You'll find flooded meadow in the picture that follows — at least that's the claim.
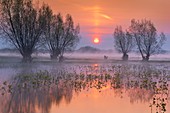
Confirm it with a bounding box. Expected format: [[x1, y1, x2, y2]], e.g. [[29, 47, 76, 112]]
[[0, 62, 170, 113]]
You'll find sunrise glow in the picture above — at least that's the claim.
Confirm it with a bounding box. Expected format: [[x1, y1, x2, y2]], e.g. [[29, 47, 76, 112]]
[[93, 38, 100, 44], [41, 0, 170, 49]]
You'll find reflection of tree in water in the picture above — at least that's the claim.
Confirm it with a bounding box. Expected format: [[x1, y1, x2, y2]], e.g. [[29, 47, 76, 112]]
[[123, 65, 170, 113], [0, 71, 73, 113], [0, 64, 170, 113], [149, 77, 169, 113]]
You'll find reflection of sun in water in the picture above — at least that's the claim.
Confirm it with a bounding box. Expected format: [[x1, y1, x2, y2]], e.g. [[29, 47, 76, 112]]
[[93, 38, 100, 44], [93, 63, 99, 67]]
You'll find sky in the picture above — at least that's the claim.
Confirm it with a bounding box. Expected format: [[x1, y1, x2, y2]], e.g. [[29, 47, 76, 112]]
[[1, 0, 169, 50], [40, 0, 170, 50]]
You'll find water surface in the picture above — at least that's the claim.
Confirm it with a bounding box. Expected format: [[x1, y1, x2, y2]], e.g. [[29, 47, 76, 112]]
[[0, 62, 170, 113]]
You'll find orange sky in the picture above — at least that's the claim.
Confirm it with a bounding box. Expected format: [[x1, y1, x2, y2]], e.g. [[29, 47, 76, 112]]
[[41, 0, 170, 49]]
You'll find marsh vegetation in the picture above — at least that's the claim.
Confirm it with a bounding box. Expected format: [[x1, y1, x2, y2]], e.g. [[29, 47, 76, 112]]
[[0, 63, 170, 113]]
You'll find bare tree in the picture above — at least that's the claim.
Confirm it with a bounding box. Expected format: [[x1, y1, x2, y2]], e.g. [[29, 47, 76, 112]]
[[113, 26, 134, 60], [42, 5, 80, 61], [129, 19, 166, 61], [0, 0, 46, 62]]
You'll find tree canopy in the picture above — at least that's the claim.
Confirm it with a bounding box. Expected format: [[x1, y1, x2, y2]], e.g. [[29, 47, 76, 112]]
[[129, 19, 166, 61], [0, 0, 46, 62], [114, 26, 134, 60], [0, 0, 80, 62], [42, 5, 80, 61]]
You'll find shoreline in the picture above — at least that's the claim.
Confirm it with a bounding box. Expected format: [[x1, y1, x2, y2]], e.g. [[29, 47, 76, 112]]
[[0, 55, 170, 64]]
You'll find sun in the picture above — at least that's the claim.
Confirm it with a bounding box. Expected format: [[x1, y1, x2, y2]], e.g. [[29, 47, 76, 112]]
[[93, 38, 100, 44]]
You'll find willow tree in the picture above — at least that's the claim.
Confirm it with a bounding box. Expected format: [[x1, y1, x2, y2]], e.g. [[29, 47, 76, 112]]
[[129, 19, 166, 61], [0, 0, 46, 62], [113, 26, 134, 61], [42, 5, 80, 60]]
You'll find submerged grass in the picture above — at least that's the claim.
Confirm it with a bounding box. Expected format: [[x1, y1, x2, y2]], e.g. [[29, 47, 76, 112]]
[[0, 64, 170, 113]]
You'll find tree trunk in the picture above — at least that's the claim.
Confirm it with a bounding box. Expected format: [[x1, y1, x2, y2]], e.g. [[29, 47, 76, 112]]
[[59, 55, 64, 62], [142, 55, 150, 61], [50, 50, 60, 60], [50, 54, 59, 60], [122, 53, 128, 61], [22, 53, 32, 63]]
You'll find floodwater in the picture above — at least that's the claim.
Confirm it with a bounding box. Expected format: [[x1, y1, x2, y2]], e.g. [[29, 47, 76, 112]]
[[0, 62, 170, 113]]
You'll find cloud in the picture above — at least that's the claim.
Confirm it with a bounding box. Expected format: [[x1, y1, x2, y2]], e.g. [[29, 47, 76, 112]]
[[83, 6, 112, 20], [100, 14, 112, 20]]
